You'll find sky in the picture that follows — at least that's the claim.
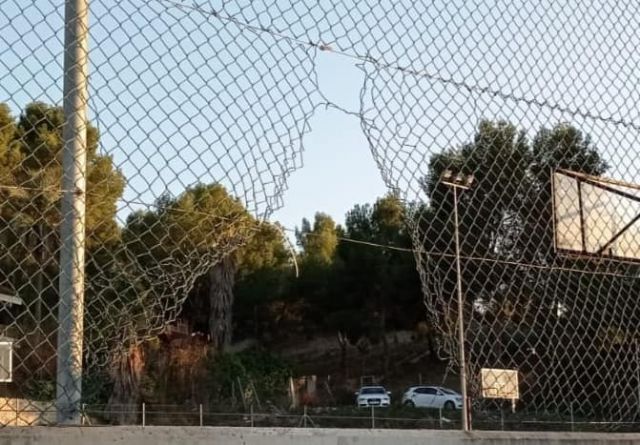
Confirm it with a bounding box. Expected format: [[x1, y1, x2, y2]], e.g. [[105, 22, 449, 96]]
[[3, 0, 640, 237], [0, 0, 391, 234], [270, 52, 388, 231]]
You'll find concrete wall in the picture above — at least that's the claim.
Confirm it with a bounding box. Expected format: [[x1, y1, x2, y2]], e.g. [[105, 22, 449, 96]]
[[0, 427, 639, 445]]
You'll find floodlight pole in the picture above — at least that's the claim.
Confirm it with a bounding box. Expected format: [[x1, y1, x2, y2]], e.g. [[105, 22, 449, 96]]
[[441, 170, 472, 432], [452, 185, 470, 432], [56, 0, 89, 425]]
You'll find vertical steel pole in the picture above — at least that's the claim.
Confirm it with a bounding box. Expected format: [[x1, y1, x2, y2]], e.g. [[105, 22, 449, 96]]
[[636, 338, 640, 416], [454, 187, 470, 431], [303, 405, 307, 428], [570, 403, 574, 432], [370, 406, 375, 429], [56, 0, 89, 425]]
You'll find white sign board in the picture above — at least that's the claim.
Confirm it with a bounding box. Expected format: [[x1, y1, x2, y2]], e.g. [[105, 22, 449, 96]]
[[480, 368, 519, 400]]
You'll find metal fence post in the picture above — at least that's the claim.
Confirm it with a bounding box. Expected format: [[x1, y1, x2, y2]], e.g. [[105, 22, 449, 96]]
[[303, 405, 307, 428], [439, 408, 443, 429], [56, 0, 90, 426], [142, 403, 146, 428], [250, 404, 254, 427], [370, 406, 375, 429], [570, 404, 574, 432], [199, 404, 203, 427]]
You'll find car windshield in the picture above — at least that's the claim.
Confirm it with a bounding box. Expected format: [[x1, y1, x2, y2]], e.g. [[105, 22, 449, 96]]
[[440, 388, 457, 395], [360, 387, 385, 394]]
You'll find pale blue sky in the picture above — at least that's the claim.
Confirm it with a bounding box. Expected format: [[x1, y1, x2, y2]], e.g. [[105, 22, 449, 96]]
[[0, 0, 390, 232], [3, 0, 640, 234], [271, 52, 388, 230]]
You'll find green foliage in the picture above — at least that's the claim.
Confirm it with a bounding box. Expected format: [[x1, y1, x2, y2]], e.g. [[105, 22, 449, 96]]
[[82, 371, 114, 405], [223, 120, 613, 383], [123, 183, 253, 262], [232, 222, 292, 338], [208, 349, 292, 401], [417, 120, 611, 312], [23, 378, 55, 401], [13, 102, 125, 248], [0, 102, 125, 374], [232, 194, 422, 343], [296, 213, 338, 265], [418, 120, 630, 409], [0, 102, 124, 294], [338, 194, 421, 333], [422, 120, 607, 260], [237, 222, 289, 275], [111, 183, 256, 340]]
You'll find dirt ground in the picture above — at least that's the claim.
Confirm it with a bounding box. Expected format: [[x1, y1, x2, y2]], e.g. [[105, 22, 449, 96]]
[[273, 330, 458, 398]]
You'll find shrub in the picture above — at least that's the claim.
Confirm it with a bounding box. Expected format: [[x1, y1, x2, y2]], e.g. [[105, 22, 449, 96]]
[[208, 349, 292, 405], [23, 378, 55, 401]]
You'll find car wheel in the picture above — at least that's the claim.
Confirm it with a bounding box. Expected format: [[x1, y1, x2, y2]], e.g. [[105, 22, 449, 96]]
[[404, 400, 415, 407], [444, 401, 455, 410]]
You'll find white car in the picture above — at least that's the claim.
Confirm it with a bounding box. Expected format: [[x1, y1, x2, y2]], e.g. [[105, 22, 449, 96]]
[[401, 386, 463, 410], [355, 386, 391, 408]]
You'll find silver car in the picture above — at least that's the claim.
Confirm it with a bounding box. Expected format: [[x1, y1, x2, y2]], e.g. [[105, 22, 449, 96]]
[[401, 386, 463, 410], [355, 386, 391, 408]]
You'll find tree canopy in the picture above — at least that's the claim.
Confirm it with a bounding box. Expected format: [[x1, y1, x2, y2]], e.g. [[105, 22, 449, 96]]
[[0, 102, 124, 323], [1, 102, 623, 413]]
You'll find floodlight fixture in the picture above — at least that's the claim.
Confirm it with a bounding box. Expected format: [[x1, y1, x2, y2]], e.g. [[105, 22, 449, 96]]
[[440, 169, 474, 190], [465, 174, 475, 188]]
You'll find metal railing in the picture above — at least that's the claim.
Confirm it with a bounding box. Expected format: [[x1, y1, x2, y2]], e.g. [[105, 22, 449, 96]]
[[38, 404, 638, 433]]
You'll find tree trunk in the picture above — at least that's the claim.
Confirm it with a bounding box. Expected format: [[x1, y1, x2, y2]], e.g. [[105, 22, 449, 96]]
[[338, 331, 349, 378], [107, 344, 144, 425], [34, 223, 44, 341], [208, 255, 236, 352], [381, 307, 389, 375]]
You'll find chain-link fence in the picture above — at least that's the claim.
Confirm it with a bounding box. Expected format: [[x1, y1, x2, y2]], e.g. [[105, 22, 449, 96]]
[[2, 0, 640, 431], [2, 0, 319, 424]]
